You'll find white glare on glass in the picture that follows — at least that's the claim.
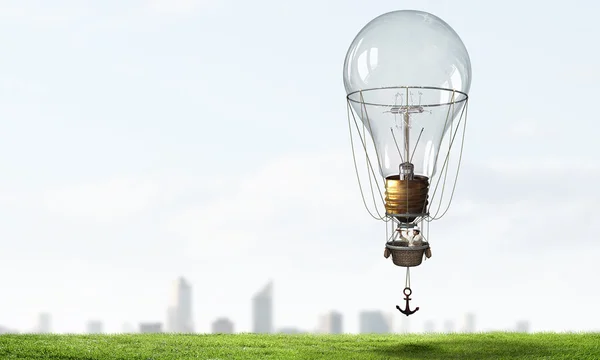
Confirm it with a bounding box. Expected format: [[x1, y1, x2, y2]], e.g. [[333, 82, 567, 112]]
[[343, 10, 472, 179]]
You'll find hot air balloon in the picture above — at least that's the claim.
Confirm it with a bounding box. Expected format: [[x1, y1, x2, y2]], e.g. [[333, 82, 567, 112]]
[[343, 10, 472, 316]]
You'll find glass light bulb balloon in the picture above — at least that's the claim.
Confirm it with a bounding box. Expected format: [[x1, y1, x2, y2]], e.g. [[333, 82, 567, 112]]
[[343, 10, 471, 181]]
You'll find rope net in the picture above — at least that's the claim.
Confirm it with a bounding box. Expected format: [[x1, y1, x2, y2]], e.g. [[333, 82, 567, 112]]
[[346, 88, 470, 240]]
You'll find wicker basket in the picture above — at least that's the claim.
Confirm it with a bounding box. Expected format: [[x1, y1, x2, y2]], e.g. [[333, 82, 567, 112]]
[[385, 241, 430, 267]]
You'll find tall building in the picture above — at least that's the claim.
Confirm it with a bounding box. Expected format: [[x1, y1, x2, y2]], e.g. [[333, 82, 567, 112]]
[[359, 311, 390, 334], [139, 322, 162, 333], [317, 311, 343, 334], [86, 320, 103, 334], [443, 320, 455, 333], [166, 307, 176, 332], [252, 281, 273, 333], [515, 320, 530, 333], [166, 277, 194, 333], [461, 313, 476, 333], [212, 318, 234, 334], [37, 313, 51, 333]]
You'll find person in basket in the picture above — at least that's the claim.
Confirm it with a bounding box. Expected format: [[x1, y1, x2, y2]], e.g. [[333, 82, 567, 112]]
[[408, 227, 425, 247], [395, 227, 425, 247]]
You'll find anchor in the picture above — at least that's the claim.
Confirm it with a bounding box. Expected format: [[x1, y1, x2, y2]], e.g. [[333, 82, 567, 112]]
[[396, 287, 419, 316]]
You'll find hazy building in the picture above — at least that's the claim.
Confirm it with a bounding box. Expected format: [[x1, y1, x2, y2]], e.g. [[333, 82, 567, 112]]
[[398, 315, 410, 334], [37, 313, 51, 333], [0, 325, 18, 334], [86, 320, 103, 334], [139, 322, 162, 333], [212, 317, 234, 334], [423, 320, 435, 333], [443, 320, 455, 333], [515, 320, 530, 333], [166, 306, 176, 332], [167, 277, 194, 333], [277, 327, 306, 334], [359, 311, 390, 334], [317, 311, 343, 334], [121, 323, 135, 333], [252, 281, 273, 333], [461, 313, 476, 333]]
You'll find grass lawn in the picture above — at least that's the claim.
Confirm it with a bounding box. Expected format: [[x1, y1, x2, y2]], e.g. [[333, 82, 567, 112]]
[[1, 332, 599, 359]]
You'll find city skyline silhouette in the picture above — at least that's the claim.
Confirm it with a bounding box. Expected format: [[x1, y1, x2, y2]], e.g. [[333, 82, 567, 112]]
[[0, 277, 531, 335]]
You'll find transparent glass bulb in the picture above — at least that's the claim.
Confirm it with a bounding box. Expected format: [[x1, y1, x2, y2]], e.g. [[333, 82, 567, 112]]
[[343, 10, 472, 180]]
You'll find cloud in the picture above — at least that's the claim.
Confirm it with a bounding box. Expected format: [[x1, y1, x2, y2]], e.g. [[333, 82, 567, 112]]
[[41, 177, 160, 223], [145, 0, 223, 16], [486, 156, 600, 174], [0, 1, 223, 30], [160, 150, 593, 326], [164, 148, 600, 268], [428, 156, 600, 252], [4, 148, 598, 332], [38, 173, 222, 225], [439, 155, 600, 212], [0, 78, 48, 96], [508, 120, 539, 138], [0, 1, 87, 26], [163, 149, 382, 271]]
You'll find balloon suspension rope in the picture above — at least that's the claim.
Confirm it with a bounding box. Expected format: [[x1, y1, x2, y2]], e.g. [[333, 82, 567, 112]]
[[396, 267, 420, 316]]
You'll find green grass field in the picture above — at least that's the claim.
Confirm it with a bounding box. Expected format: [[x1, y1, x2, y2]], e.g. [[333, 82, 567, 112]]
[[1, 333, 599, 359]]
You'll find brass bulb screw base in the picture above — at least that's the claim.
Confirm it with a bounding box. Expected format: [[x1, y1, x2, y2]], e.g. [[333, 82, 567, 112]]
[[385, 163, 429, 223]]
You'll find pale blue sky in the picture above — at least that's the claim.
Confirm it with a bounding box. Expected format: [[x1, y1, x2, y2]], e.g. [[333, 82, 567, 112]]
[[0, 0, 599, 334]]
